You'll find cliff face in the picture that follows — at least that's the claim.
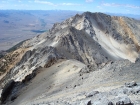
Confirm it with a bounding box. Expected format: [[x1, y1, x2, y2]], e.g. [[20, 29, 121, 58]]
[[0, 12, 140, 104]]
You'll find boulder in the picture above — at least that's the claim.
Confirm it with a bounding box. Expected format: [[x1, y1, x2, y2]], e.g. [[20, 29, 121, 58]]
[[125, 81, 137, 87], [134, 87, 140, 94], [116, 97, 132, 105], [129, 86, 140, 94], [92, 98, 114, 105]]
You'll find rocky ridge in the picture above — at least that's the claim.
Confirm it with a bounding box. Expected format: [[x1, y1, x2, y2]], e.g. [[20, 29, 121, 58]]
[[0, 12, 140, 105]]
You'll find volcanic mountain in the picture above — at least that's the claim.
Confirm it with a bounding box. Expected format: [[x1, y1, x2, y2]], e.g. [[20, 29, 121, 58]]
[[0, 12, 140, 105]]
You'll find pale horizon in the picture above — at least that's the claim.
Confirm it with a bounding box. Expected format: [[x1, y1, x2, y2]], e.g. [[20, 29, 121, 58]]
[[0, 0, 140, 15]]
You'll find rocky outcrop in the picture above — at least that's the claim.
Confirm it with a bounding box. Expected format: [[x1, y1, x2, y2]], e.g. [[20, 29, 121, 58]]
[[44, 56, 59, 68]]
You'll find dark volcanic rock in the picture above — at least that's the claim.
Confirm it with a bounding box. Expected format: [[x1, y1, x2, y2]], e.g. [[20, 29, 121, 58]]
[[22, 66, 42, 83], [22, 72, 36, 83], [87, 100, 92, 105], [1, 80, 15, 103], [86, 91, 99, 97], [108, 102, 114, 105]]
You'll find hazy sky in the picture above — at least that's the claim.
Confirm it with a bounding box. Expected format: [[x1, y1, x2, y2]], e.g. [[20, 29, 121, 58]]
[[0, 0, 140, 15]]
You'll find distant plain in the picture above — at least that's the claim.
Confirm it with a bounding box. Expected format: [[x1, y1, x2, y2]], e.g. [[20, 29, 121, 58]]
[[0, 10, 80, 50]]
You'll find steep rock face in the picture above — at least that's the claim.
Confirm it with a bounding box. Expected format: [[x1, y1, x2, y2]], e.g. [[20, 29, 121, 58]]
[[53, 27, 109, 65], [0, 48, 29, 88], [1, 26, 109, 84], [18, 12, 140, 64], [49, 12, 139, 62], [5, 46, 62, 82]]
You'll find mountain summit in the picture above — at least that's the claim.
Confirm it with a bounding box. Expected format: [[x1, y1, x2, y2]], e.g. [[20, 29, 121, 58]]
[[0, 12, 140, 105]]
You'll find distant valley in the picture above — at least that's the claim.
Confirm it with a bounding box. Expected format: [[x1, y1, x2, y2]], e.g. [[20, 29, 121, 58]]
[[0, 10, 80, 50]]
